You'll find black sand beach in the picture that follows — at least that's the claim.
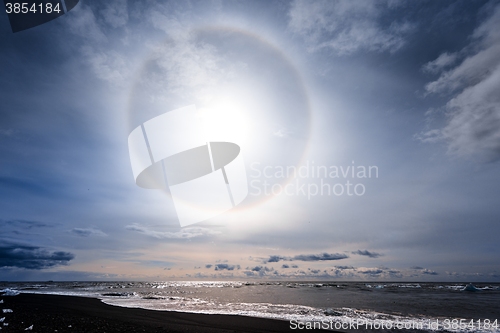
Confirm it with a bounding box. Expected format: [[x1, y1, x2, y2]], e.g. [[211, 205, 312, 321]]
[[0, 293, 332, 332]]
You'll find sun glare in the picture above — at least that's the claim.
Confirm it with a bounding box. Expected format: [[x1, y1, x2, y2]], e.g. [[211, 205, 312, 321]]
[[199, 97, 253, 150]]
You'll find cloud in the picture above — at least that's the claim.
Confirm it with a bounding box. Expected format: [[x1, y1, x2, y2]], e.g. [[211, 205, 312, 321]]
[[358, 268, 384, 276], [335, 265, 356, 270], [125, 224, 220, 239], [0, 129, 17, 137], [244, 265, 274, 277], [130, 32, 245, 112], [273, 127, 292, 138], [0, 219, 50, 229], [70, 228, 107, 237], [422, 269, 438, 275], [65, 3, 107, 43], [282, 264, 290, 269], [422, 52, 458, 74], [81, 47, 131, 86], [264, 252, 348, 262], [288, 0, 414, 55], [266, 255, 286, 263], [249, 266, 273, 272], [205, 264, 213, 269], [214, 264, 240, 271], [411, 266, 439, 275], [352, 250, 383, 258], [387, 269, 403, 278], [0, 177, 52, 196], [420, 3, 500, 161], [292, 253, 349, 261], [0, 244, 74, 269], [99, 0, 128, 28]]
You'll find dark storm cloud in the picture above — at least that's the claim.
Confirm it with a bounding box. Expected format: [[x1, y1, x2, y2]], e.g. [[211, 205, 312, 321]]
[[264, 253, 348, 263], [352, 250, 382, 258], [214, 264, 240, 271], [0, 243, 74, 269]]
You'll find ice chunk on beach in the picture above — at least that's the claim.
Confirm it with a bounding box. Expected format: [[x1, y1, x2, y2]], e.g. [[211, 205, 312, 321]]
[[0, 289, 19, 296], [0, 300, 3, 304], [324, 308, 342, 316], [0, 318, 4, 322], [463, 283, 480, 292], [2, 310, 12, 313], [25, 325, 33, 330]]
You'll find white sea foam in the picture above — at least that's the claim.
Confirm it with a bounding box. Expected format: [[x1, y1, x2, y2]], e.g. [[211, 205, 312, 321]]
[[0, 289, 19, 296], [101, 297, 500, 333]]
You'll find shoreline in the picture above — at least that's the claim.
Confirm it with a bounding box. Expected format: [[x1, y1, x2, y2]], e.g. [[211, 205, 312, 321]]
[[1, 293, 334, 332]]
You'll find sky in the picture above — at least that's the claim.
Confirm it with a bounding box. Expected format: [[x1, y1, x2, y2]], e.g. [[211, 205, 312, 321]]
[[1, 0, 500, 282]]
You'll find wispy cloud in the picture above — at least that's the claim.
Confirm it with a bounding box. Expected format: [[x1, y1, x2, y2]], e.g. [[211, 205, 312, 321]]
[[0, 219, 51, 229], [0, 129, 17, 137], [421, 52, 458, 74], [420, 3, 500, 162], [99, 0, 128, 28], [125, 224, 220, 239], [70, 228, 107, 237], [273, 127, 292, 138], [288, 0, 414, 55]]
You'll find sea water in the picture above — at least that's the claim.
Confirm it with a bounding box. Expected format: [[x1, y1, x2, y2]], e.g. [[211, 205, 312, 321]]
[[1, 281, 499, 332]]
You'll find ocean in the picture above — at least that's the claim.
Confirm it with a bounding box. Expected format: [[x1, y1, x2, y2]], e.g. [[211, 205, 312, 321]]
[[1, 281, 499, 332]]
